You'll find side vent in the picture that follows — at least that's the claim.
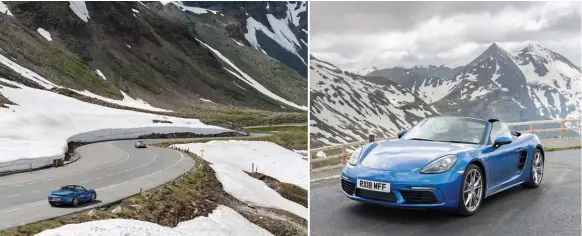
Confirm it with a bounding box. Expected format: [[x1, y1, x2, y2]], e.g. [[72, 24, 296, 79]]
[[517, 151, 528, 174]]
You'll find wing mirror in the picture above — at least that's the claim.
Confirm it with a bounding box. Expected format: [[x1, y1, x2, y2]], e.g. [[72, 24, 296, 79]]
[[397, 130, 407, 139], [493, 136, 512, 148]]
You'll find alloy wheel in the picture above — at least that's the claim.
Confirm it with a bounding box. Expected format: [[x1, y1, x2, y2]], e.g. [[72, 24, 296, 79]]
[[463, 168, 483, 212], [532, 152, 544, 185]]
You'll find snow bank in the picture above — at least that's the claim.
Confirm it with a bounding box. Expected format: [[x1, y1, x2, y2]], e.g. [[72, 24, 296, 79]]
[[37, 205, 272, 236], [69, 1, 90, 22], [173, 140, 308, 189], [175, 205, 273, 235], [0, 80, 228, 169], [36, 28, 52, 41], [36, 219, 184, 236], [195, 39, 307, 111], [0, 1, 13, 16], [211, 164, 307, 219], [71, 89, 171, 112]]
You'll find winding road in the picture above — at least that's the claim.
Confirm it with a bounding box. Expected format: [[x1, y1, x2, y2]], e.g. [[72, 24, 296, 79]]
[[0, 133, 267, 230], [310, 149, 581, 236]]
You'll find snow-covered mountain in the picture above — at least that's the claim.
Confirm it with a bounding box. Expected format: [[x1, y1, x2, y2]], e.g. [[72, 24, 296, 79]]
[[433, 43, 580, 122], [367, 65, 464, 103], [310, 56, 436, 148], [314, 43, 580, 147]]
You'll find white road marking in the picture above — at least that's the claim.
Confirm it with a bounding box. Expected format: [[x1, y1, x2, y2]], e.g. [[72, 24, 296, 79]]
[[29, 190, 39, 194], [32, 202, 45, 206], [4, 208, 22, 213], [26, 182, 37, 185], [10, 185, 22, 187], [80, 180, 90, 183], [7, 194, 20, 198], [95, 177, 102, 180], [311, 174, 341, 182]]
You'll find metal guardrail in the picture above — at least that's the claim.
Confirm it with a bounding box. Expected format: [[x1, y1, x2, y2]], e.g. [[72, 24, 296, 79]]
[[309, 119, 581, 172]]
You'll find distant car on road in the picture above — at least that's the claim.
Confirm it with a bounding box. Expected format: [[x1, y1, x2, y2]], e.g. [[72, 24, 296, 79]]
[[48, 185, 97, 207], [134, 141, 147, 148], [341, 116, 544, 216]]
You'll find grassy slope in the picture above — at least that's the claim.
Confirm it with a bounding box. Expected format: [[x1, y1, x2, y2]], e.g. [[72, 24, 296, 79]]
[[154, 125, 308, 150], [0, 2, 306, 112]]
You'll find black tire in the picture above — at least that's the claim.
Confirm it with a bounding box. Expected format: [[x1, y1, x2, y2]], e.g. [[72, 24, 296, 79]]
[[457, 164, 484, 216], [90, 192, 97, 202], [522, 149, 544, 188], [72, 196, 79, 207]]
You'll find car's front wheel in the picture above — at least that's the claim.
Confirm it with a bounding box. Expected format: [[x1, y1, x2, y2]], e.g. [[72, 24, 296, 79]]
[[522, 149, 544, 188], [457, 164, 484, 216], [90, 192, 97, 202], [72, 196, 79, 207]]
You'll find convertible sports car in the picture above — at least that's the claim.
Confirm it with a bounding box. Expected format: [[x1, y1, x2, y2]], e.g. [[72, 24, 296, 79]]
[[341, 116, 544, 215], [48, 185, 97, 207]]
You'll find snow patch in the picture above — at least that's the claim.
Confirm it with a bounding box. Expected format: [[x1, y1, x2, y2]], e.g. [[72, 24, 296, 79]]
[[200, 98, 213, 103], [71, 89, 171, 112], [69, 1, 90, 22], [0, 1, 13, 16], [37, 206, 273, 236], [172, 1, 218, 14], [244, 16, 305, 66], [131, 8, 139, 13], [0, 48, 57, 89], [211, 163, 307, 219], [36, 28, 52, 41], [95, 69, 107, 80], [173, 140, 307, 189], [195, 38, 306, 111], [125, 43, 131, 48], [231, 38, 244, 47]]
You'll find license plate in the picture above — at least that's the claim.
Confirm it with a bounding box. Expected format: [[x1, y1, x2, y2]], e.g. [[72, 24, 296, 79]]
[[52, 198, 60, 201], [357, 179, 390, 193]]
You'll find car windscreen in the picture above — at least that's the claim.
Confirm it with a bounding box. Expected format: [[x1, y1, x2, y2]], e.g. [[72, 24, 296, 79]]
[[402, 117, 487, 144]]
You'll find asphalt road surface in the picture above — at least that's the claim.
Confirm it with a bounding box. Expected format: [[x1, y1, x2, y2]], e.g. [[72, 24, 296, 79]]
[[0, 136, 223, 230], [311, 149, 581, 236]]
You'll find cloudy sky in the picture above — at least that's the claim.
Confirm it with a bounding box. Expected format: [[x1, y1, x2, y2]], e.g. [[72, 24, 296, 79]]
[[310, 1, 581, 72]]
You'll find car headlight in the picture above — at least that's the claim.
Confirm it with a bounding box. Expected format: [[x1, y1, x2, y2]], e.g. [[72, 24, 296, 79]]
[[420, 154, 457, 174], [348, 147, 363, 166]]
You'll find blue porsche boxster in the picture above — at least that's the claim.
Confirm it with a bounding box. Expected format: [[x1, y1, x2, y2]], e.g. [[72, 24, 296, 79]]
[[48, 185, 97, 207], [341, 116, 544, 216]]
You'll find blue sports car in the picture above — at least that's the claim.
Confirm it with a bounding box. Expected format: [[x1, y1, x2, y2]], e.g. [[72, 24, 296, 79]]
[[341, 116, 544, 216], [48, 185, 97, 207]]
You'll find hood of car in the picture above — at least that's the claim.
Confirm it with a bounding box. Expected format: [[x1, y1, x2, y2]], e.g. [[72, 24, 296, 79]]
[[50, 190, 75, 196], [359, 139, 474, 171]]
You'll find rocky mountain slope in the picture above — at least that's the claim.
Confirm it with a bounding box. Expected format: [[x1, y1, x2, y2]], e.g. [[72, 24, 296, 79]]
[[310, 56, 436, 148], [313, 43, 580, 147], [0, 1, 307, 113]]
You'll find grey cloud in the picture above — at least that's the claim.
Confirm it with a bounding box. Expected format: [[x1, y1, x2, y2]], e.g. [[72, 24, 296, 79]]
[[311, 1, 581, 71]]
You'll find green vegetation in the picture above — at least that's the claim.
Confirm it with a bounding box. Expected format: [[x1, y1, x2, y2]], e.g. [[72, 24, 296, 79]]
[[155, 125, 308, 150], [545, 145, 581, 152]]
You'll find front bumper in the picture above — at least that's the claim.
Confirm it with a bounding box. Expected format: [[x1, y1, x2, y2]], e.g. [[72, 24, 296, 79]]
[[341, 164, 464, 210]]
